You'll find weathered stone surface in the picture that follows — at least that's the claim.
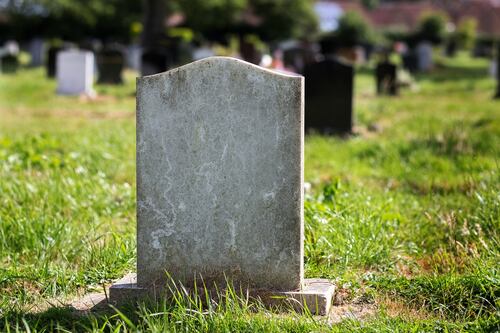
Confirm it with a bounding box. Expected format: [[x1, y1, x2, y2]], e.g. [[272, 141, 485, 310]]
[[56, 50, 95, 96], [136, 57, 304, 291]]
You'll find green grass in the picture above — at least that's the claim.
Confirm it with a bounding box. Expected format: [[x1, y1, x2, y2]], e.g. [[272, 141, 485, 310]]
[[0, 56, 499, 332]]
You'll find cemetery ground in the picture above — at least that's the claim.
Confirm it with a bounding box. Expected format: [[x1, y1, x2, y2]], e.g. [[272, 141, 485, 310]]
[[0, 55, 499, 332]]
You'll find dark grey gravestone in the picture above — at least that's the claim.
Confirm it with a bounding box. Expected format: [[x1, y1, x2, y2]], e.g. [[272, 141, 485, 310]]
[[47, 46, 62, 78], [141, 49, 169, 76], [0, 54, 19, 74], [97, 46, 125, 84], [109, 57, 335, 315], [304, 58, 354, 135], [402, 51, 418, 73], [376, 61, 398, 96]]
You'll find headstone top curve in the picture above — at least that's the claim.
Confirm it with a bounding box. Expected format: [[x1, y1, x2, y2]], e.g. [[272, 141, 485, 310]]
[[139, 56, 303, 80]]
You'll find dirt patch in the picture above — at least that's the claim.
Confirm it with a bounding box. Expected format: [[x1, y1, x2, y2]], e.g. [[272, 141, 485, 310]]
[[328, 303, 377, 324]]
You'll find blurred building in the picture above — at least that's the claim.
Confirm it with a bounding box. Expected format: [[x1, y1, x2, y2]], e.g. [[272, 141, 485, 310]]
[[314, 0, 369, 32], [315, 0, 500, 37], [435, 0, 500, 36], [370, 1, 438, 32]]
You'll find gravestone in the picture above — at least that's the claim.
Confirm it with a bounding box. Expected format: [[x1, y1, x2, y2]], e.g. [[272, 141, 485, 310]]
[[304, 57, 354, 134], [0, 54, 19, 74], [0, 41, 19, 74], [376, 61, 398, 96], [402, 51, 418, 73], [126, 44, 142, 71], [495, 44, 500, 99], [141, 48, 169, 76], [47, 46, 62, 78], [109, 57, 335, 315], [416, 42, 433, 72], [28, 38, 44, 67], [97, 46, 124, 84], [56, 50, 95, 96]]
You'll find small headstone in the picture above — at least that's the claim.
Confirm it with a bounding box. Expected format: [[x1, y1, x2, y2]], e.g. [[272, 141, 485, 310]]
[[97, 46, 125, 84], [402, 51, 418, 73], [141, 49, 169, 76], [56, 50, 95, 96], [304, 57, 354, 135], [110, 57, 335, 314], [0, 41, 19, 74], [416, 42, 433, 72], [47, 46, 62, 78], [376, 61, 398, 96], [28, 38, 44, 67], [4, 40, 19, 55], [489, 60, 497, 78], [126, 44, 142, 71], [495, 44, 500, 99], [0, 54, 19, 74]]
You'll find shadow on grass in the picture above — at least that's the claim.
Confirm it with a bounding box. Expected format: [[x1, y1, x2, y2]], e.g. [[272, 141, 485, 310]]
[[1, 303, 118, 332]]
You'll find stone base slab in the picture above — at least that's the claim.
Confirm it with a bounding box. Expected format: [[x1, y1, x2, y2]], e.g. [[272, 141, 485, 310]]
[[109, 273, 335, 315]]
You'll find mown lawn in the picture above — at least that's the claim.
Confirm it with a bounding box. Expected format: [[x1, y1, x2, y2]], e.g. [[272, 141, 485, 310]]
[[0, 55, 499, 332]]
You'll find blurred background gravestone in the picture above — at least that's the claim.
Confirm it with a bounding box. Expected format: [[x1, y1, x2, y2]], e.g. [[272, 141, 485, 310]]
[[416, 41, 433, 72], [126, 44, 142, 71], [496, 44, 500, 99], [140, 48, 170, 76], [47, 45, 63, 78], [0, 41, 20, 74], [304, 57, 354, 135], [56, 50, 95, 96], [28, 38, 44, 67], [376, 60, 398, 96], [97, 45, 125, 84]]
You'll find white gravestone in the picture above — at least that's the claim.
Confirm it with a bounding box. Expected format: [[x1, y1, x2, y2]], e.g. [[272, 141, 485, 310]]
[[56, 50, 95, 96], [110, 57, 335, 315]]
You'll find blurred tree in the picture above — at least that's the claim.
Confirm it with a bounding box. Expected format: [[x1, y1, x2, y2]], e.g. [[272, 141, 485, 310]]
[[3, 0, 142, 41], [416, 12, 448, 44], [249, 0, 318, 41], [2, 0, 318, 43], [142, 0, 169, 48], [177, 0, 246, 36], [361, 0, 379, 10], [335, 11, 373, 47], [455, 18, 477, 50]]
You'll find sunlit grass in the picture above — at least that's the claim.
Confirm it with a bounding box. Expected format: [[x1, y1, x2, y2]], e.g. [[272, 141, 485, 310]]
[[0, 56, 499, 331]]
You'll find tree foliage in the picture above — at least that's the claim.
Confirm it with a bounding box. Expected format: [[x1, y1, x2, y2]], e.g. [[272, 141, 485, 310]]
[[335, 11, 373, 47], [361, 0, 379, 10], [416, 12, 449, 44], [1, 0, 318, 43], [2, 0, 142, 41], [455, 18, 477, 50], [177, 0, 247, 34], [249, 0, 318, 41]]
